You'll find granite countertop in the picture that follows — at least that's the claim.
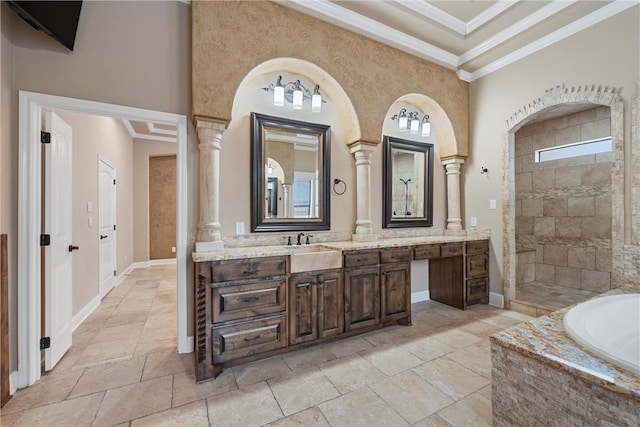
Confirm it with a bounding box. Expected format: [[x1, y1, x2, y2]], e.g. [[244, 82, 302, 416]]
[[491, 286, 640, 399], [192, 234, 488, 262]]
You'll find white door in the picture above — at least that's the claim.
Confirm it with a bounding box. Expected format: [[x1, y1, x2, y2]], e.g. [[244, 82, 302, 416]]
[[44, 111, 73, 371], [98, 157, 117, 298]]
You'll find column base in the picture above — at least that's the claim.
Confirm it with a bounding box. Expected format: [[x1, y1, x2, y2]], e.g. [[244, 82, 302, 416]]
[[351, 234, 379, 242], [444, 229, 467, 237], [195, 240, 224, 252]]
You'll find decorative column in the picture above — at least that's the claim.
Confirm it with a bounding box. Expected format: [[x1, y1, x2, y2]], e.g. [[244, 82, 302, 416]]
[[442, 157, 466, 236], [281, 183, 292, 218], [195, 118, 227, 252], [349, 142, 378, 242]]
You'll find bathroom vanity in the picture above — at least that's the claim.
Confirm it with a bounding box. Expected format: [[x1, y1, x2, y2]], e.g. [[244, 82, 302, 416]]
[[193, 236, 489, 382]]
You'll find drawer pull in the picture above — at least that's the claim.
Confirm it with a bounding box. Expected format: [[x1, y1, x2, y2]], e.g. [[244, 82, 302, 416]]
[[296, 282, 313, 288], [243, 297, 259, 303], [244, 336, 260, 342]]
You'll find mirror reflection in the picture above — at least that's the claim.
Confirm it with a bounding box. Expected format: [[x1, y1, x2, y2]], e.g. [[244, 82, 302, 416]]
[[252, 113, 331, 232], [383, 136, 434, 228]]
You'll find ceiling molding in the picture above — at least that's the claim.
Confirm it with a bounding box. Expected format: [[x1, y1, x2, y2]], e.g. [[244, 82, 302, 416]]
[[466, 0, 520, 34], [278, 0, 458, 68], [122, 119, 177, 143], [395, 0, 467, 35], [458, 0, 578, 65], [147, 122, 178, 136], [466, 0, 639, 82]]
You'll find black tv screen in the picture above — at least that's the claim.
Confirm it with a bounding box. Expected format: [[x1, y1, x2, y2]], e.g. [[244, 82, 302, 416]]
[[7, 1, 83, 51]]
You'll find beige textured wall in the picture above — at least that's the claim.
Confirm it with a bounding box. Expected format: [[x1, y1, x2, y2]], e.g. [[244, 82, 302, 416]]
[[515, 107, 612, 293], [133, 140, 177, 262], [192, 1, 468, 154], [56, 111, 134, 315], [1, 1, 195, 372], [149, 155, 177, 260], [468, 7, 639, 295]]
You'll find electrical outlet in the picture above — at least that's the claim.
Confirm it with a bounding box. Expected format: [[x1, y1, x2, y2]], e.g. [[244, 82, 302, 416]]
[[88, 216, 93, 227], [171, 246, 176, 253], [236, 221, 245, 235], [470, 216, 477, 227], [489, 199, 497, 210], [87, 201, 93, 212]]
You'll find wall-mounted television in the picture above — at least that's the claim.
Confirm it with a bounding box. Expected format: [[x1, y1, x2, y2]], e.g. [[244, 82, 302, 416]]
[[7, 1, 83, 51]]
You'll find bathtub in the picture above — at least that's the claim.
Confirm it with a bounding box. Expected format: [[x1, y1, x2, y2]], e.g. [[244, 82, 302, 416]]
[[563, 293, 640, 375]]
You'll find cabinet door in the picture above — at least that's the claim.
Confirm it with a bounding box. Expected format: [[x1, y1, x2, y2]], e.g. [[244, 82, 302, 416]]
[[380, 262, 410, 322], [429, 256, 464, 310], [289, 273, 317, 345], [344, 266, 379, 331], [317, 270, 344, 339]]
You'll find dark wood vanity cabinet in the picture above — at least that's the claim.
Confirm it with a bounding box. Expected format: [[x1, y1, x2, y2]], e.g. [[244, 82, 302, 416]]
[[465, 240, 489, 306], [344, 265, 380, 331], [380, 247, 412, 323], [289, 269, 343, 345]]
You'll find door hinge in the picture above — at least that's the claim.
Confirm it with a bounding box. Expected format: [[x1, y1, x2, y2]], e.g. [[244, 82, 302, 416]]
[[113, 224, 116, 231], [113, 270, 116, 277], [113, 179, 116, 185], [40, 234, 51, 246], [40, 131, 51, 144], [40, 337, 50, 350]]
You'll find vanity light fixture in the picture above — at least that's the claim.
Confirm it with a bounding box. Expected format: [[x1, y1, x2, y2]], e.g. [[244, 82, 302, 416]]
[[391, 108, 431, 138], [262, 75, 324, 112]]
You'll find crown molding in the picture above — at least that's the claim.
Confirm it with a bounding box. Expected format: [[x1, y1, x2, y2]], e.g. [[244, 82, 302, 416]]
[[459, 0, 578, 66], [122, 119, 177, 143], [395, 0, 466, 35], [278, 0, 458, 69], [467, 0, 638, 82], [466, 0, 519, 34]]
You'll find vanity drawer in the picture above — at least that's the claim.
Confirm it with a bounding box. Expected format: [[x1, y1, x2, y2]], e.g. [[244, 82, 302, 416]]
[[211, 256, 287, 282], [466, 240, 489, 255], [344, 250, 380, 268], [380, 247, 412, 264], [440, 243, 464, 257], [212, 279, 286, 323], [414, 244, 440, 260], [466, 276, 488, 304], [466, 254, 488, 277], [212, 314, 287, 363]]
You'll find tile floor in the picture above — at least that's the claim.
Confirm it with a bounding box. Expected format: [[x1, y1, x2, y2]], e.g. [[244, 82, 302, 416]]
[[513, 281, 600, 315], [1, 264, 534, 427]]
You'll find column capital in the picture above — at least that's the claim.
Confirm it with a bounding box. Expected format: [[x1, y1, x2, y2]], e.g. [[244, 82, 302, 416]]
[[193, 115, 229, 131], [348, 140, 378, 154], [441, 157, 466, 167]]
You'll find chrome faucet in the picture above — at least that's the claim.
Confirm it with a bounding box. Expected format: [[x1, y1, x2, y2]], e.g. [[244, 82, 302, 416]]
[[296, 232, 305, 245]]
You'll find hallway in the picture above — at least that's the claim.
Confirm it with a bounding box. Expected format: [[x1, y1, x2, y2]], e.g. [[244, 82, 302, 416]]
[[1, 265, 533, 426]]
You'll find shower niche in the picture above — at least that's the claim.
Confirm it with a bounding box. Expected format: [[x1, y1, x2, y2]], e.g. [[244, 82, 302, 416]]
[[383, 136, 434, 228]]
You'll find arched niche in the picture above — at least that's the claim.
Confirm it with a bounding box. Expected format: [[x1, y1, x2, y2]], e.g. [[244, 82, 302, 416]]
[[502, 85, 624, 305], [233, 57, 361, 144]]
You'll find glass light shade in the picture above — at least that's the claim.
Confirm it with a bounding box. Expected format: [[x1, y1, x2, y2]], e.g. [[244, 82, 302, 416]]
[[398, 115, 408, 131], [410, 118, 419, 133], [312, 87, 322, 113], [292, 89, 303, 110], [421, 121, 431, 137], [273, 85, 285, 107]]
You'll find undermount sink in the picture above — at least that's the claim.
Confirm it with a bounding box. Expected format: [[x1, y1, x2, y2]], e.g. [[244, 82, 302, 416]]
[[289, 245, 342, 273]]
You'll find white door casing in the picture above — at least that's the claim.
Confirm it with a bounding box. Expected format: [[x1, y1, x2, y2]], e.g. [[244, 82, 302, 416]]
[[98, 157, 117, 298], [44, 111, 74, 371]]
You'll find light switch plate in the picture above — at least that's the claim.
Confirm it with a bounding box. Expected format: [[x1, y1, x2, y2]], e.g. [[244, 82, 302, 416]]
[[87, 202, 93, 212], [470, 216, 477, 227], [489, 199, 497, 210], [88, 216, 93, 227], [236, 221, 245, 235]]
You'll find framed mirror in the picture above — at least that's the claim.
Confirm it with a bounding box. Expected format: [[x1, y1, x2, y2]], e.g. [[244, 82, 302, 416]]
[[383, 135, 434, 228], [251, 112, 331, 232]]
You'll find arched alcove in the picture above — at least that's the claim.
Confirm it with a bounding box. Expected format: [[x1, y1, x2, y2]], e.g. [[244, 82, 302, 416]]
[[502, 85, 624, 305]]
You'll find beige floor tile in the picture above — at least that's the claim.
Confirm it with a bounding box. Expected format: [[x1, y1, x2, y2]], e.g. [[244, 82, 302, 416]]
[[141, 350, 193, 381], [369, 371, 454, 424], [412, 357, 490, 401], [104, 308, 151, 328], [360, 327, 407, 347], [1, 370, 83, 414], [91, 322, 146, 344], [458, 320, 505, 339], [232, 356, 292, 388], [131, 400, 209, 426], [93, 375, 173, 426], [172, 369, 237, 408], [477, 384, 492, 400], [72, 338, 138, 370], [267, 407, 329, 426], [69, 356, 145, 398], [412, 413, 453, 426], [445, 344, 492, 379], [318, 387, 408, 426], [268, 367, 339, 416], [320, 336, 373, 358], [429, 329, 482, 349], [0, 409, 23, 426], [134, 338, 177, 357], [283, 346, 336, 371], [359, 344, 423, 375], [9, 392, 103, 427], [399, 335, 457, 362], [320, 354, 387, 394], [436, 391, 492, 427], [206, 381, 283, 427]]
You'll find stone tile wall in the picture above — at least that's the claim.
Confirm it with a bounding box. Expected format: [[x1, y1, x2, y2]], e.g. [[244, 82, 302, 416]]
[[514, 107, 612, 292]]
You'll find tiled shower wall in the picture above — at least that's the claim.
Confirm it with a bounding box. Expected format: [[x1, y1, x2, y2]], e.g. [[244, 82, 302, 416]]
[[514, 107, 612, 292]]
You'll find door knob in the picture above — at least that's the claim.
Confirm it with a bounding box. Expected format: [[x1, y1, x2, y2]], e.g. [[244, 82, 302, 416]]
[[100, 234, 108, 240], [68, 245, 79, 252]]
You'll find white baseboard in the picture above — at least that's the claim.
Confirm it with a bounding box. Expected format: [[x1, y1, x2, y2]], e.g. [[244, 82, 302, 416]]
[[72, 294, 101, 331], [180, 335, 194, 354], [115, 263, 135, 286], [10, 370, 18, 394], [489, 292, 504, 308], [411, 290, 430, 304], [128, 258, 176, 270]]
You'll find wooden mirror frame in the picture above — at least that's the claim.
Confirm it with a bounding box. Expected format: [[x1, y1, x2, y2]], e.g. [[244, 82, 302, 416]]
[[251, 112, 331, 232], [383, 135, 434, 228]]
